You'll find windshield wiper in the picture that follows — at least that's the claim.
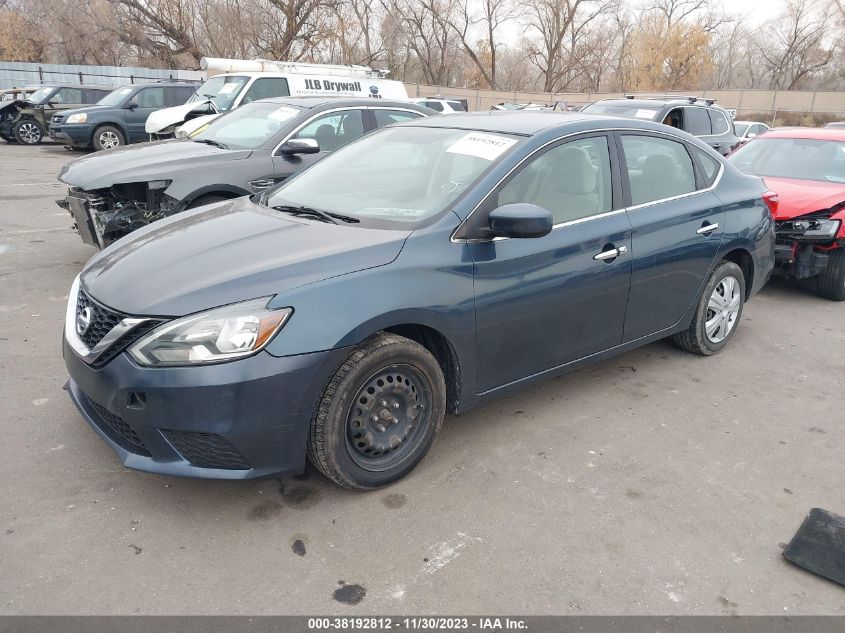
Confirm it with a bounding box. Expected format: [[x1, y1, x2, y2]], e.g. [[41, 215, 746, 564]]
[[193, 138, 229, 150], [272, 205, 360, 224]]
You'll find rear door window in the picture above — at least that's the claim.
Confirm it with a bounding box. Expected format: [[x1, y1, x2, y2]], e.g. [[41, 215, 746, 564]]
[[684, 108, 712, 135], [165, 86, 195, 106], [423, 100, 444, 112], [621, 135, 697, 205], [447, 101, 466, 112]]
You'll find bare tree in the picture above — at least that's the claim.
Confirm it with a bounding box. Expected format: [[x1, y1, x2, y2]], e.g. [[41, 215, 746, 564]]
[[753, 0, 836, 90]]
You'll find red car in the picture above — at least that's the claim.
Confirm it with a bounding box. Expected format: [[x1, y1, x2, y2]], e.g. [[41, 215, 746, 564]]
[[728, 127, 845, 300]]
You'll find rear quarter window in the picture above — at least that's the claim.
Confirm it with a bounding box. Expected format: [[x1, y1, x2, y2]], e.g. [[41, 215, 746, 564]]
[[691, 146, 722, 187], [708, 110, 731, 135]]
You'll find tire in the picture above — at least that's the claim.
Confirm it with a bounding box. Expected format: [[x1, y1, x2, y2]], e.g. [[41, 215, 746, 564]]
[[13, 119, 43, 144], [186, 194, 230, 209], [817, 248, 845, 301], [92, 125, 125, 151], [673, 261, 746, 356], [307, 333, 447, 490]]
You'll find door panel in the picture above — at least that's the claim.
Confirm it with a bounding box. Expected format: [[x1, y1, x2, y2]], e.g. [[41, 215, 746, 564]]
[[619, 133, 726, 341], [472, 215, 633, 392], [127, 87, 165, 141], [470, 134, 632, 393]]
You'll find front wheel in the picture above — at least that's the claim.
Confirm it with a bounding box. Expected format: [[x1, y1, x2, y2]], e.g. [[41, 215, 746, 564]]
[[307, 333, 446, 489], [673, 261, 746, 356], [14, 119, 43, 144], [92, 125, 125, 151], [817, 249, 845, 301]]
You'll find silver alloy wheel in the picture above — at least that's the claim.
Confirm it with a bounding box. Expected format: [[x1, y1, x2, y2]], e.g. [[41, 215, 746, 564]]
[[98, 131, 120, 149], [18, 122, 41, 144], [705, 275, 741, 343]]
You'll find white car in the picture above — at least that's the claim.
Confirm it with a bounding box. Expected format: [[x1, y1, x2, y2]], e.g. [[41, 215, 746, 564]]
[[733, 120, 770, 144], [407, 98, 466, 114]]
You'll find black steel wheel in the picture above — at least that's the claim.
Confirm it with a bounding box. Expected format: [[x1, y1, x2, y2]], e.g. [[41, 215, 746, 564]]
[[308, 333, 446, 489]]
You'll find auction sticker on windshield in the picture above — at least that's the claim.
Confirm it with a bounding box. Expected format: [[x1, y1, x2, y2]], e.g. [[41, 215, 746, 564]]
[[634, 109, 657, 119], [268, 106, 299, 122], [446, 132, 517, 161], [218, 83, 239, 95]]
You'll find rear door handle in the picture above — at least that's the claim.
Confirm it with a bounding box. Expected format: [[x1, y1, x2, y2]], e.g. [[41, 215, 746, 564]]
[[697, 223, 719, 235], [594, 245, 627, 261]]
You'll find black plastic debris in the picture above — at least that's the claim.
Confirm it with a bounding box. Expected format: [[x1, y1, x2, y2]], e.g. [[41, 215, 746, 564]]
[[783, 507, 845, 587]]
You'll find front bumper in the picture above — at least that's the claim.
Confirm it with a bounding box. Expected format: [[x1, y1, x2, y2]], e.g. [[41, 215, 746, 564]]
[[64, 336, 349, 479], [50, 124, 92, 146]]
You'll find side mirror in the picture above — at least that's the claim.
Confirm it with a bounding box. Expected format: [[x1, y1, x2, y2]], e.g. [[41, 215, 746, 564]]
[[280, 138, 320, 155], [746, 132, 757, 139], [488, 203, 553, 239], [123, 102, 138, 110]]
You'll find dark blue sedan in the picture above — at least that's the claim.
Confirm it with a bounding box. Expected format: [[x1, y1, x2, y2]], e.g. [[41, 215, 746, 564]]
[[63, 112, 776, 489]]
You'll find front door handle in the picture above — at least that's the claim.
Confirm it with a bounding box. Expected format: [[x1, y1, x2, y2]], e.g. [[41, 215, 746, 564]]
[[594, 245, 628, 261], [697, 223, 720, 235]]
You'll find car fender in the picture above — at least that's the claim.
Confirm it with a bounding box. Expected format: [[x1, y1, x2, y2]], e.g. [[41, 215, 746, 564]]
[[183, 184, 249, 205]]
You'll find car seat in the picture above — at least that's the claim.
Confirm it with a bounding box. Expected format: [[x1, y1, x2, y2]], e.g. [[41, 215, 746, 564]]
[[314, 124, 337, 152], [536, 147, 600, 223]]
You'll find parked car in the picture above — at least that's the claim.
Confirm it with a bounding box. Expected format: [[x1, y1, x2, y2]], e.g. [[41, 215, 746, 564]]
[[63, 112, 775, 488], [0, 84, 112, 144], [490, 102, 548, 111], [727, 127, 845, 300], [583, 96, 740, 155], [824, 122, 845, 130], [146, 57, 409, 139], [733, 120, 770, 145], [57, 97, 433, 248], [0, 86, 40, 102], [408, 97, 466, 113], [49, 81, 200, 151]]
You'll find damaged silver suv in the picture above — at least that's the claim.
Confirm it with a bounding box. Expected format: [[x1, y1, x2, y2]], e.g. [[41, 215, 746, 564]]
[[57, 96, 432, 248]]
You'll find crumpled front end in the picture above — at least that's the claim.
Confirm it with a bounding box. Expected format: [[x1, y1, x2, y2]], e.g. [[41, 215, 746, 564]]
[[58, 181, 184, 248], [773, 205, 845, 279], [0, 99, 29, 141]]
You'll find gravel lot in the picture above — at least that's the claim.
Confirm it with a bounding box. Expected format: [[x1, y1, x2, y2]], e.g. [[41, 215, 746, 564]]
[[0, 142, 842, 615]]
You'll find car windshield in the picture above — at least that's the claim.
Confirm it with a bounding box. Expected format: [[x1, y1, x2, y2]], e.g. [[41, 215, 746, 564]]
[[96, 87, 135, 107], [28, 87, 55, 104], [734, 123, 749, 136], [188, 75, 250, 112], [729, 137, 845, 183], [583, 102, 662, 120], [266, 126, 521, 228], [192, 101, 303, 150]]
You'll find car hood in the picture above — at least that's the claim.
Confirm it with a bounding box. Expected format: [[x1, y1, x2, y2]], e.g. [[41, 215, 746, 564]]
[[56, 105, 109, 119], [0, 99, 32, 114], [58, 140, 252, 190], [763, 177, 845, 219], [80, 196, 411, 316], [145, 100, 212, 134]]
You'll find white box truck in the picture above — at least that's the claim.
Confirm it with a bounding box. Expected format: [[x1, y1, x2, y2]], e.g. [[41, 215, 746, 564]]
[[146, 57, 408, 139]]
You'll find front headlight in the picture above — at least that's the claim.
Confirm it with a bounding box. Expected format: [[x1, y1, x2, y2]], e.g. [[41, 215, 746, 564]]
[[66, 113, 87, 124], [128, 298, 292, 367], [803, 219, 841, 238]]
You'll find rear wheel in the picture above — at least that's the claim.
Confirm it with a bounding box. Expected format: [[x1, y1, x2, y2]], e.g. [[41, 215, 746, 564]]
[[92, 125, 124, 151], [307, 333, 446, 489], [14, 119, 43, 144], [817, 248, 845, 301], [673, 261, 746, 356]]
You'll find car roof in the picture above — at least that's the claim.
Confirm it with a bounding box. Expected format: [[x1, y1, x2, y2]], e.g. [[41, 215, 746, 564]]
[[398, 110, 678, 136], [255, 96, 428, 109], [753, 127, 845, 141], [734, 120, 766, 125], [38, 84, 114, 90]]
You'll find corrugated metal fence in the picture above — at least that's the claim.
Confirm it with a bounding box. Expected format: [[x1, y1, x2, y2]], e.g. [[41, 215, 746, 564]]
[[0, 62, 204, 89]]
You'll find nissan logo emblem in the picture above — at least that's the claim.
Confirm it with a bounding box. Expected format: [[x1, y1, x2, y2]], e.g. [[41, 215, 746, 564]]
[[76, 306, 93, 336]]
